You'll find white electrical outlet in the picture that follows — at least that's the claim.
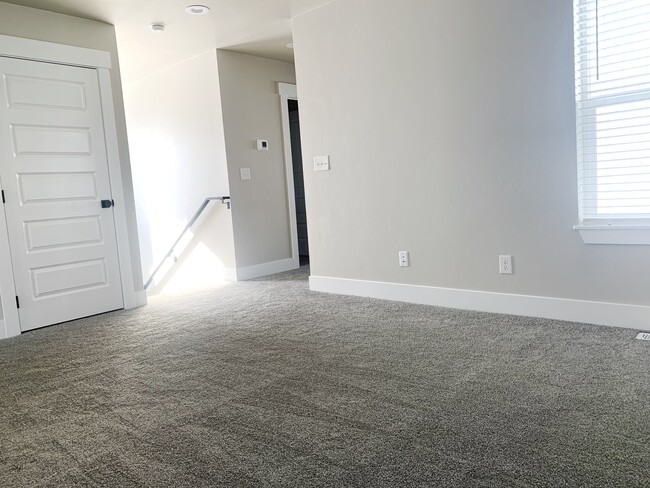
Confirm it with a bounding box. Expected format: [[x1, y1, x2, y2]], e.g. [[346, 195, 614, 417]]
[[240, 168, 251, 180], [399, 251, 410, 267], [499, 255, 513, 274], [636, 332, 650, 341]]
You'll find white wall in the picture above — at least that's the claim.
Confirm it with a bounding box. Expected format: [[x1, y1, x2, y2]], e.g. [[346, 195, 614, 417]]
[[0, 3, 143, 321], [292, 0, 650, 312], [124, 50, 236, 291], [217, 50, 297, 271]]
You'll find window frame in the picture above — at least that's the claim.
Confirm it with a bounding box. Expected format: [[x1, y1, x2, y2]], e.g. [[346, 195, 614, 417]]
[[573, 0, 650, 245]]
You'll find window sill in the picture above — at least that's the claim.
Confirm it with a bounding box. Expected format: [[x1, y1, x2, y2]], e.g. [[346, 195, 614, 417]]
[[574, 224, 650, 245]]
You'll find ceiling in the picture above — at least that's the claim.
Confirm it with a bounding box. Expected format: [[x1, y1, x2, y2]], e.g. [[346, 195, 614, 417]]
[[1, 0, 333, 81]]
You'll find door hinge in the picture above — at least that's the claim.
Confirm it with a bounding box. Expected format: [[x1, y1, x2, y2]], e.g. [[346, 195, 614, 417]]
[[15, 296, 20, 309], [1, 190, 5, 204]]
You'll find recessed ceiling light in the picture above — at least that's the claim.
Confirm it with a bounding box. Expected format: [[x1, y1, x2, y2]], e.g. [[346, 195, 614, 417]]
[[286, 43, 294, 49], [186, 5, 210, 15], [150, 23, 166, 32]]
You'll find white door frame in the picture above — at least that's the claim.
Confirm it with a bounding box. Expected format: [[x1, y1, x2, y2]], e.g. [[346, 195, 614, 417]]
[[0, 35, 139, 339], [278, 82, 301, 270]]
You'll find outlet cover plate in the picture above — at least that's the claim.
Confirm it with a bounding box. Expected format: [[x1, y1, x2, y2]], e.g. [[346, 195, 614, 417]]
[[499, 255, 513, 274], [313, 155, 330, 172]]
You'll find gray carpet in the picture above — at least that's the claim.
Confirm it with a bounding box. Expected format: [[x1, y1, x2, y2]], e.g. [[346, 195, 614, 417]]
[[1, 266, 649, 487]]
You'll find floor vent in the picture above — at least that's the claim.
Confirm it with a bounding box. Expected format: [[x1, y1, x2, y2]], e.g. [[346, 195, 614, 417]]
[[636, 332, 650, 341]]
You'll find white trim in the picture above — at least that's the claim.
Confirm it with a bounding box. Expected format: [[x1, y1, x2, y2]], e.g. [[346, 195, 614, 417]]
[[278, 82, 301, 270], [223, 268, 239, 282], [134, 290, 148, 308], [0, 35, 111, 69], [231, 258, 297, 281], [574, 225, 650, 245], [310, 275, 650, 331], [0, 175, 20, 339], [279, 82, 297, 98], [96, 68, 139, 310]]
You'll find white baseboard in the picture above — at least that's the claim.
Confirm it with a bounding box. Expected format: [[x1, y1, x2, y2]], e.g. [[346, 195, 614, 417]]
[[134, 290, 147, 307], [229, 258, 297, 281], [0, 318, 18, 340], [223, 267, 239, 282], [124, 290, 147, 309], [309, 275, 650, 331]]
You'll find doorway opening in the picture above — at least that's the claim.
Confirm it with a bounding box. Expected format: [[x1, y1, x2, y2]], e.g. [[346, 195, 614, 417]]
[[287, 99, 309, 266]]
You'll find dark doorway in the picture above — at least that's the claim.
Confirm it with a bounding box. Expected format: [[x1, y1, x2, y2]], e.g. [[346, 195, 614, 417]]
[[288, 99, 309, 265]]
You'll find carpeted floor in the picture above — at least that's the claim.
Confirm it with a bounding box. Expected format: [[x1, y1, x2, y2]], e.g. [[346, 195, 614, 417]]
[[0, 266, 649, 487]]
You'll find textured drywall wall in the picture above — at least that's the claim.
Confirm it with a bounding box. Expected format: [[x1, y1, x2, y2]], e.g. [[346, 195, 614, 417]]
[[292, 0, 650, 305], [124, 50, 236, 291], [217, 50, 297, 269]]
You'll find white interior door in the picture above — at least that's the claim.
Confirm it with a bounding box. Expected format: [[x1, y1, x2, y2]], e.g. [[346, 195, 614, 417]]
[[0, 56, 124, 332]]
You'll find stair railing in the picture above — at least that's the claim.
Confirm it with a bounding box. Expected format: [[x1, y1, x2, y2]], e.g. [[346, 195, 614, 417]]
[[144, 196, 231, 289]]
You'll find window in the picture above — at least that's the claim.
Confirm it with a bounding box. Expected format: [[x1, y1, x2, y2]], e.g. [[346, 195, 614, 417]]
[[573, 0, 650, 233]]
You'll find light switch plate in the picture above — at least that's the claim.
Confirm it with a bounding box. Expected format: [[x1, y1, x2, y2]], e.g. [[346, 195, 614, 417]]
[[313, 155, 330, 172], [240, 168, 251, 180]]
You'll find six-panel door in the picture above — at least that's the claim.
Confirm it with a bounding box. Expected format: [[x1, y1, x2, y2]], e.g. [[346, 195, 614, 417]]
[[0, 56, 124, 332]]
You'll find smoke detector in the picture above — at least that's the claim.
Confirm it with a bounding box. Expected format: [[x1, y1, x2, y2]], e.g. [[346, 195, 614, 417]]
[[150, 23, 166, 32]]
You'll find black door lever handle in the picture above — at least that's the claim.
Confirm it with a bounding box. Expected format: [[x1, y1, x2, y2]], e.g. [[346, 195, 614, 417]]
[[101, 199, 114, 208]]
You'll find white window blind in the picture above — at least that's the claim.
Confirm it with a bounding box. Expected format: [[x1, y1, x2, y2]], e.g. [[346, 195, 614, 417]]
[[574, 0, 650, 221]]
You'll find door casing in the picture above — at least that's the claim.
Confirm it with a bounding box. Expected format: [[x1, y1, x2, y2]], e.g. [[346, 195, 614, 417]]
[[278, 82, 301, 270], [0, 35, 140, 339]]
